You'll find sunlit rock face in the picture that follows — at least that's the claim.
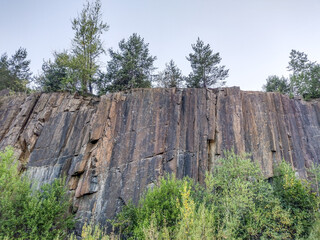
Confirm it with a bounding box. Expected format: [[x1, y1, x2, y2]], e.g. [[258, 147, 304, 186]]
[[0, 87, 319, 228]]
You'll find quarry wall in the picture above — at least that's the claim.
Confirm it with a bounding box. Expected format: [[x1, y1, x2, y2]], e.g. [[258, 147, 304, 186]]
[[0, 87, 319, 228]]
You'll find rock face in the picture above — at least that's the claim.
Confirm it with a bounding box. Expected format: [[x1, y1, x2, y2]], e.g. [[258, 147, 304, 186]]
[[0, 87, 319, 228]]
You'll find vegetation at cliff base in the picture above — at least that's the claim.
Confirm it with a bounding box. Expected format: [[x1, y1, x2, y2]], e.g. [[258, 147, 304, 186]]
[[0, 147, 74, 239], [2, 145, 320, 239], [115, 151, 320, 240]]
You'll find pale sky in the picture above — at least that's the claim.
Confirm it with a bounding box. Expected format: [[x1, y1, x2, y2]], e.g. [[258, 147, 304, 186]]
[[1, 0, 320, 91]]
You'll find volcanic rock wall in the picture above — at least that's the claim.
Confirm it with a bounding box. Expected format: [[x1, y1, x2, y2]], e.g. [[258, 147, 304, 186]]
[[0, 87, 319, 228]]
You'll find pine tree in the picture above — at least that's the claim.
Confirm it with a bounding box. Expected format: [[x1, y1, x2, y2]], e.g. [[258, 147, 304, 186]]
[[35, 51, 77, 92], [263, 75, 290, 94], [287, 50, 320, 99], [186, 38, 228, 88], [155, 60, 184, 88], [71, 0, 109, 93], [100, 33, 156, 93], [0, 48, 31, 92]]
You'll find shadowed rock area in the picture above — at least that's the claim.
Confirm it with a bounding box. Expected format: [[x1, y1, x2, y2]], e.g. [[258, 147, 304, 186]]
[[0, 87, 319, 229]]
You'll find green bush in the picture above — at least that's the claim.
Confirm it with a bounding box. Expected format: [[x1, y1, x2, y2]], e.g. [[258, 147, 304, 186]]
[[188, 151, 294, 239], [116, 151, 320, 240], [117, 175, 186, 239], [1, 146, 319, 239], [0, 147, 74, 239], [69, 221, 118, 240], [273, 161, 318, 238]]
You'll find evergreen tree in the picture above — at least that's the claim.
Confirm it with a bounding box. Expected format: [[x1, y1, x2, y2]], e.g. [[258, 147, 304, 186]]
[[287, 50, 320, 99], [35, 51, 81, 93], [100, 33, 156, 93], [71, 0, 109, 94], [0, 48, 31, 92], [35, 52, 68, 92], [263, 50, 320, 99], [263, 75, 290, 94], [155, 60, 184, 88], [36, 0, 108, 94], [0, 54, 10, 91], [186, 38, 228, 88]]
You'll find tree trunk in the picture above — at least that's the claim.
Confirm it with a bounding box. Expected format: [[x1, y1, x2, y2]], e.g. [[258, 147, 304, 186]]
[[89, 82, 92, 94]]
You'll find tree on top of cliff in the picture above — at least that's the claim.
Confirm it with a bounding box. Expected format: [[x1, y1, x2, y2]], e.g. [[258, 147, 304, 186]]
[[71, 0, 109, 94], [263, 50, 320, 100], [36, 0, 109, 94], [35, 51, 81, 93], [263, 75, 290, 94], [288, 50, 320, 99], [154, 60, 184, 88], [186, 38, 229, 88], [0, 48, 31, 93], [98, 33, 156, 93]]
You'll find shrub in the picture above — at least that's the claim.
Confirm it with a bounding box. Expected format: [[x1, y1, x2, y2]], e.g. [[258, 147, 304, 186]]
[[116, 151, 320, 240], [201, 151, 292, 239], [0, 147, 74, 239], [117, 175, 186, 239], [68, 221, 118, 240], [2, 146, 319, 239], [273, 161, 319, 238]]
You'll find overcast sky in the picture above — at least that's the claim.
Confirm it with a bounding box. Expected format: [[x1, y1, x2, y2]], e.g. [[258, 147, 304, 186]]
[[1, 0, 320, 90]]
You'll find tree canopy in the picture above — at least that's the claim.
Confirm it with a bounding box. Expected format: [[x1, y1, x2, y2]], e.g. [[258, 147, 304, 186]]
[[288, 50, 320, 99], [154, 60, 184, 88], [71, 0, 109, 94], [35, 51, 86, 93], [99, 33, 156, 93], [263, 75, 290, 94], [264, 50, 320, 100], [0, 48, 31, 93], [186, 38, 229, 88], [36, 0, 108, 94]]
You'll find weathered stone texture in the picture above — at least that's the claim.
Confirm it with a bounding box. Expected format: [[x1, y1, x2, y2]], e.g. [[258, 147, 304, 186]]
[[0, 87, 319, 228]]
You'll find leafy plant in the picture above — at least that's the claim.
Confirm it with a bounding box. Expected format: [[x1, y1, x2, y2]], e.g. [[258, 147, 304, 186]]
[[117, 175, 185, 239], [116, 151, 320, 240], [0, 147, 74, 239], [273, 161, 318, 238], [68, 221, 119, 240], [2, 146, 319, 239]]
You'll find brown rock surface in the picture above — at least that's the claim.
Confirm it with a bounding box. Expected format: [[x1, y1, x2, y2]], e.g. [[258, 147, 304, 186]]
[[0, 87, 319, 228]]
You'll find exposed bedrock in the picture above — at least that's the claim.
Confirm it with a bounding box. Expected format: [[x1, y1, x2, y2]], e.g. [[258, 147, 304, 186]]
[[0, 87, 319, 228]]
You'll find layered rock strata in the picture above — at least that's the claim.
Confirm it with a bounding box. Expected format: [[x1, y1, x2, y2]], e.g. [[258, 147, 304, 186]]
[[0, 87, 319, 228]]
